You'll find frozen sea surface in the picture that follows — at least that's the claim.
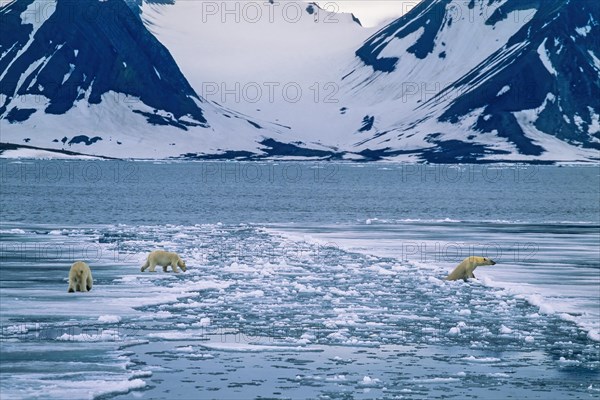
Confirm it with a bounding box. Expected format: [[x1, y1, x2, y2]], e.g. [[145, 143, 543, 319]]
[[1, 223, 598, 399], [0, 161, 599, 399], [268, 219, 600, 342]]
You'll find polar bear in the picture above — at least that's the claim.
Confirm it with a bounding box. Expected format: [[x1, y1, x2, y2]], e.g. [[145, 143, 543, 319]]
[[68, 261, 93, 293], [141, 250, 187, 273], [445, 256, 496, 281]]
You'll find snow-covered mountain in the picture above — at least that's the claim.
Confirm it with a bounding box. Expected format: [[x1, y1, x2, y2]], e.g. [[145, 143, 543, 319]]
[[1, 0, 599, 162], [0, 0, 296, 158], [138, 0, 370, 155], [340, 0, 600, 162], [1, 0, 206, 126]]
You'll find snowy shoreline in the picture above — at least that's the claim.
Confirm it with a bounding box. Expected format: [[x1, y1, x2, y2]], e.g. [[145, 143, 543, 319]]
[[2, 143, 599, 164]]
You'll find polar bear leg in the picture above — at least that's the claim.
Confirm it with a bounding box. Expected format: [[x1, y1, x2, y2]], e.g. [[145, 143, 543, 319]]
[[141, 259, 149, 272], [163, 265, 169, 272], [149, 261, 157, 272], [86, 274, 93, 291], [171, 260, 180, 273], [68, 283, 75, 293]]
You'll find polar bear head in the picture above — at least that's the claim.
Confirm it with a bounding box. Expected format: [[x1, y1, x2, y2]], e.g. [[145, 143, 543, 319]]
[[472, 256, 496, 266], [177, 258, 187, 272]]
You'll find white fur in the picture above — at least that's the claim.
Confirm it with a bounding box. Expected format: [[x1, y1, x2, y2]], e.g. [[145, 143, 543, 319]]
[[68, 261, 93, 293], [141, 250, 186, 273], [446, 256, 496, 281]]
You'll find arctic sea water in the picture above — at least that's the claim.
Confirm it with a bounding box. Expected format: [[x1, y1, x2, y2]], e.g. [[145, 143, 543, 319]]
[[0, 160, 598, 399]]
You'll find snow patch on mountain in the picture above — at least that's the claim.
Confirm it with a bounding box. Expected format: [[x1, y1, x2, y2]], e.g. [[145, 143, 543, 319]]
[[537, 39, 557, 76], [139, 0, 373, 149]]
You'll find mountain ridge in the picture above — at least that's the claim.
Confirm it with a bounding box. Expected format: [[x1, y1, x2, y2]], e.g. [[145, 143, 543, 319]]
[[1, 0, 598, 162], [339, 0, 600, 162]]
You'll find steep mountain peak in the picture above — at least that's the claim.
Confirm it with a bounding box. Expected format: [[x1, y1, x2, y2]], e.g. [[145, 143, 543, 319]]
[[438, 0, 600, 153], [350, 0, 540, 87], [0, 0, 294, 159], [337, 0, 600, 162], [0, 0, 205, 128]]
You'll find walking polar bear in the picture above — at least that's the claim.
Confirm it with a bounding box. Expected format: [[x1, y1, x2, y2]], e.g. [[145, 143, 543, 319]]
[[141, 250, 187, 273], [68, 261, 93, 293], [446, 256, 496, 281]]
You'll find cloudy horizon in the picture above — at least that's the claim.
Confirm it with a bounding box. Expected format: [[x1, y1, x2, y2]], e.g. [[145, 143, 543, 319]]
[[313, 0, 418, 27]]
